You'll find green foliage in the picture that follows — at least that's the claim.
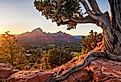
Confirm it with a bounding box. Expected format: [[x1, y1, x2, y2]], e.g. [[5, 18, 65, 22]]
[[81, 30, 102, 54], [0, 32, 26, 69], [34, 0, 82, 29], [41, 48, 73, 69]]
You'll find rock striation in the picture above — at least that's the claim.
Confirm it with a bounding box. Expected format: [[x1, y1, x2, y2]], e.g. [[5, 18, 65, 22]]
[[0, 63, 17, 79], [7, 70, 53, 82]]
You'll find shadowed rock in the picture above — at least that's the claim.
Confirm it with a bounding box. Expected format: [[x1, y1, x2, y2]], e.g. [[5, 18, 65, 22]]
[[0, 63, 18, 79]]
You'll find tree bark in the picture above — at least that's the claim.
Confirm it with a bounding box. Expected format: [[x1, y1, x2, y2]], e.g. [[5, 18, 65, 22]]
[[46, 0, 121, 82], [102, 0, 121, 55]]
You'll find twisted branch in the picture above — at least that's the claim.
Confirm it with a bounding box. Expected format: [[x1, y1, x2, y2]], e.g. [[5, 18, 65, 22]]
[[46, 0, 117, 82], [47, 51, 121, 82]]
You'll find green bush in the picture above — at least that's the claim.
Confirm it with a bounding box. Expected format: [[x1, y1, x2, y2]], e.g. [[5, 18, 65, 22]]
[[41, 48, 73, 69], [0, 32, 26, 69], [81, 30, 102, 54]]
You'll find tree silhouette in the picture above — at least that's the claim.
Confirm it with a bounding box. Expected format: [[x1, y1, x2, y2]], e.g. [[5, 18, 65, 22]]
[[34, 0, 121, 82]]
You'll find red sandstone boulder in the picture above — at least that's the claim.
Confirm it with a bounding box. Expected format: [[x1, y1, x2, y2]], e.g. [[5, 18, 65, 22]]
[[89, 58, 121, 82], [6, 58, 121, 82], [0, 63, 17, 79], [63, 69, 93, 82], [7, 70, 53, 82], [58, 58, 121, 82]]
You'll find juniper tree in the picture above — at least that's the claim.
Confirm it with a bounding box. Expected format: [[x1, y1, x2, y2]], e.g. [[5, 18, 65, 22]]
[[0, 32, 26, 69], [34, 0, 121, 82]]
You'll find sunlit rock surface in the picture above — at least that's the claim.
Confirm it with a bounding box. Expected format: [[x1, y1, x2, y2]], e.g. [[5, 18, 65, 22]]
[[90, 59, 121, 82], [3, 58, 121, 82], [7, 70, 53, 82]]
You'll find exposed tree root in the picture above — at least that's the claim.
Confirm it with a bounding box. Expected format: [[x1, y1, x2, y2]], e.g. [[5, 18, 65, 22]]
[[46, 51, 121, 82]]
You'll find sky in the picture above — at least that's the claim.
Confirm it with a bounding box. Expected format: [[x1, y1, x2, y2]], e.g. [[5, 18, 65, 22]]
[[0, 0, 110, 35]]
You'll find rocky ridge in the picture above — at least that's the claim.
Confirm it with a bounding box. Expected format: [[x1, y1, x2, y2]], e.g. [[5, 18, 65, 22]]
[[16, 28, 80, 46], [1, 42, 121, 82]]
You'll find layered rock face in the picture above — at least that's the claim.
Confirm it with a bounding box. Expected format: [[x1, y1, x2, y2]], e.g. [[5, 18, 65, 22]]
[[0, 63, 18, 79], [90, 59, 121, 82], [0, 63, 18, 82], [7, 71, 53, 82]]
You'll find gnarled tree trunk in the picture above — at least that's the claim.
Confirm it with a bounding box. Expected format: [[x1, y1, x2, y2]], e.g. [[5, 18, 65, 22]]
[[103, 0, 121, 55], [46, 0, 121, 82]]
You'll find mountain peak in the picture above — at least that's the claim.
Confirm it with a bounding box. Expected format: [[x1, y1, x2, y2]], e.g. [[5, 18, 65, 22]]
[[57, 31, 63, 33], [31, 27, 43, 33], [16, 27, 80, 46]]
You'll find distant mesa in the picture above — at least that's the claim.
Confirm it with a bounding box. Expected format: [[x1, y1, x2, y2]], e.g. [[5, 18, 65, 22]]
[[16, 27, 80, 46]]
